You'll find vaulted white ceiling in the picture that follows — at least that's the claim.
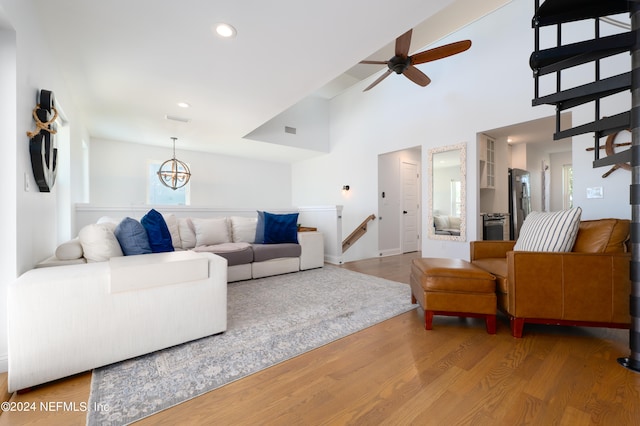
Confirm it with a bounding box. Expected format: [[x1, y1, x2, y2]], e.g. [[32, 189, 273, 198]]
[[33, 0, 509, 162]]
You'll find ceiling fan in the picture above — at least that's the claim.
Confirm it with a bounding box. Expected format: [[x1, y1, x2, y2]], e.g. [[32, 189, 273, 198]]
[[360, 29, 472, 91]]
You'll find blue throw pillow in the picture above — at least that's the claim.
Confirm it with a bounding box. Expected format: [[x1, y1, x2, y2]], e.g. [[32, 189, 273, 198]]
[[254, 210, 265, 243], [263, 212, 299, 244], [114, 217, 152, 256], [140, 209, 174, 253]]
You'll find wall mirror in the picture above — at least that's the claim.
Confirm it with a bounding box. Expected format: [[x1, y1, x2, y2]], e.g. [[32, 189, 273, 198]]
[[428, 143, 466, 241]]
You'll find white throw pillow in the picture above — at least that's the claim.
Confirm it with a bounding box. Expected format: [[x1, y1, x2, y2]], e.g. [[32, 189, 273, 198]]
[[192, 217, 231, 246], [163, 214, 182, 249], [434, 215, 449, 230], [96, 216, 120, 225], [78, 223, 124, 262], [55, 238, 84, 260], [513, 207, 582, 252], [230, 216, 258, 243], [448, 216, 461, 230], [177, 218, 196, 249]]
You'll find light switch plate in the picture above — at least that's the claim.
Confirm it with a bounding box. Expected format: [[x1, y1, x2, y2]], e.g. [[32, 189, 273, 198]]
[[586, 186, 603, 199]]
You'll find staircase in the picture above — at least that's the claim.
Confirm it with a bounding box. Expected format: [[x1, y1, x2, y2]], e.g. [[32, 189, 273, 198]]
[[531, 0, 632, 166], [530, 0, 639, 372]]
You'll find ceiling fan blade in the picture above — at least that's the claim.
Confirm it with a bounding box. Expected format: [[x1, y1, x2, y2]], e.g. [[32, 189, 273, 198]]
[[411, 40, 472, 65], [360, 60, 389, 65], [403, 65, 431, 87], [363, 69, 393, 91], [395, 29, 413, 57]]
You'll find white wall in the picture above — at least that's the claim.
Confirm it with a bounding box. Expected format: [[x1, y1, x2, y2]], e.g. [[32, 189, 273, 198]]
[[0, 0, 90, 373], [90, 138, 293, 209], [245, 96, 330, 153], [292, 0, 631, 261], [0, 9, 16, 375]]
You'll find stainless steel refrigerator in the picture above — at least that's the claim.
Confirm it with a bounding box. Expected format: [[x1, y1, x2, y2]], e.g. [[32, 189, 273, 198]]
[[508, 168, 531, 240]]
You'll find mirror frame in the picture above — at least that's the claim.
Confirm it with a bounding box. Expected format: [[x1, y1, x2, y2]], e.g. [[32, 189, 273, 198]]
[[428, 142, 467, 242]]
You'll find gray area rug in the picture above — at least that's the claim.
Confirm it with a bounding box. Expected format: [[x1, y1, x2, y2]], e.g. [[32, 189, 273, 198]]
[[87, 266, 414, 425]]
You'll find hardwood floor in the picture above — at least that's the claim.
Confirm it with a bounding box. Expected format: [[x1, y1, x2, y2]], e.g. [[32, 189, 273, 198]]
[[1, 252, 639, 425]]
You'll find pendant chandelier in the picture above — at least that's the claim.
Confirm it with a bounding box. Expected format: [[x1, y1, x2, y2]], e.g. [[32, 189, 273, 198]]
[[157, 137, 191, 190]]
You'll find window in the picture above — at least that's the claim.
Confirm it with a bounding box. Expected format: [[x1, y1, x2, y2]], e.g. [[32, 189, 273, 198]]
[[147, 160, 191, 205], [562, 164, 573, 209]]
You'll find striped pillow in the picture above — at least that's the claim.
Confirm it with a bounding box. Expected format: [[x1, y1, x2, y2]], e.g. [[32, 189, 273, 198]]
[[513, 207, 582, 252]]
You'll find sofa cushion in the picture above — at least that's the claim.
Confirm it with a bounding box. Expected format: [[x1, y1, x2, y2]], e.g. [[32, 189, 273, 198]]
[[193, 242, 253, 266], [230, 216, 258, 243], [55, 238, 84, 260], [177, 217, 196, 249], [449, 216, 461, 229], [36, 255, 86, 268], [471, 258, 508, 294], [255, 210, 266, 243], [163, 214, 181, 249], [109, 251, 209, 293], [141, 209, 174, 253], [513, 207, 582, 252], [114, 217, 152, 256], [79, 223, 124, 262], [263, 212, 299, 244], [252, 243, 301, 262], [434, 215, 449, 230], [573, 218, 630, 253], [192, 217, 231, 246]]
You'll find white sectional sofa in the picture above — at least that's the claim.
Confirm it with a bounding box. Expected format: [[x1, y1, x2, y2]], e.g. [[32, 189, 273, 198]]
[[8, 251, 227, 392], [8, 209, 325, 391], [38, 210, 325, 282]]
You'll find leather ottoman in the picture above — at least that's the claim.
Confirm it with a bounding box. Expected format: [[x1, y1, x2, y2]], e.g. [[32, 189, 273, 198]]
[[410, 258, 497, 334]]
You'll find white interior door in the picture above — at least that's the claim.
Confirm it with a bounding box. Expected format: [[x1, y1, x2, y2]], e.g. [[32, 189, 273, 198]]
[[401, 161, 419, 253], [378, 153, 401, 256]]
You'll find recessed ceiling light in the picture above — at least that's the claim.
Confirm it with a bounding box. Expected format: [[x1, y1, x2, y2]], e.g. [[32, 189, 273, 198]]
[[177, 102, 190, 108], [214, 23, 237, 38]]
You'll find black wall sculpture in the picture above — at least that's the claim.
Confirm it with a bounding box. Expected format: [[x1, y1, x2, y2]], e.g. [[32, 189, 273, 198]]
[[27, 89, 58, 192]]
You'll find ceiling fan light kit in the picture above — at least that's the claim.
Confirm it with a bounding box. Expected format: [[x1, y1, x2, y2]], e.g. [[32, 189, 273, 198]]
[[361, 29, 471, 91]]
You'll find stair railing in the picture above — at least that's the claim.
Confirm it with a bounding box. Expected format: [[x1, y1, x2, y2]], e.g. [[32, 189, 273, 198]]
[[342, 214, 376, 253]]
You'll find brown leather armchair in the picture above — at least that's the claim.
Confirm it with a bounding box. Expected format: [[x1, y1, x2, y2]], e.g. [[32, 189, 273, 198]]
[[470, 218, 631, 337]]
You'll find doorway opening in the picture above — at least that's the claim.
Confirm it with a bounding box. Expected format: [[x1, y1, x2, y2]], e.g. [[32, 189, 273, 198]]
[[562, 164, 573, 209], [378, 147, 422, 256], [477, 114, 573, 240]]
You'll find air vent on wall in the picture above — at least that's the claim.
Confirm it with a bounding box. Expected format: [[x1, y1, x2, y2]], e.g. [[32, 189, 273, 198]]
[[165, 115, 191, 123], [284, 126, 296, 135]]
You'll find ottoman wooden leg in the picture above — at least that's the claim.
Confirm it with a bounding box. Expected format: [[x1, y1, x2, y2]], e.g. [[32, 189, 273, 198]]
[[485, 314, 497, 335], [424, 310, 434, 330], [411, 293, 417, 304], [511, 317, 525, 338]]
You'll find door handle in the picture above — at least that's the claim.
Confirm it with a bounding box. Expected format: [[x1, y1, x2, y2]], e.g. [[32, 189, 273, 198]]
[[403, 210, 408, 214]]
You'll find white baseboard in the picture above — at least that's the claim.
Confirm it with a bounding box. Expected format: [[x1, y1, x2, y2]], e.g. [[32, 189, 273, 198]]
[[324, 255, 343, 265], [378, 248, 402, 257]]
